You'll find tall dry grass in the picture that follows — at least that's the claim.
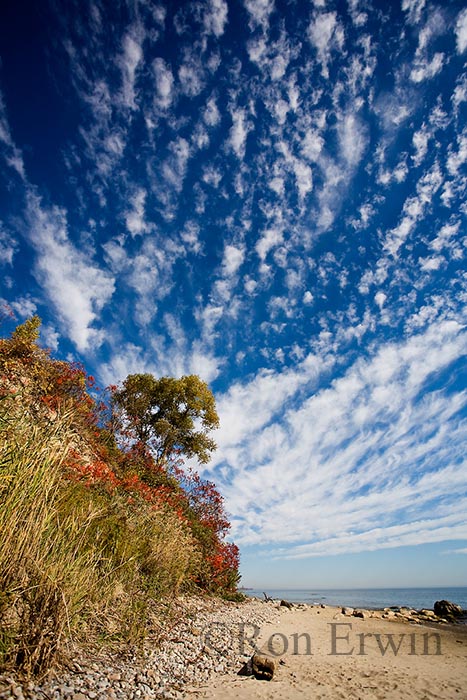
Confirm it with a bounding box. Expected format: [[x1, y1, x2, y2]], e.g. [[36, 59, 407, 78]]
[[0, 393, 200, 677]]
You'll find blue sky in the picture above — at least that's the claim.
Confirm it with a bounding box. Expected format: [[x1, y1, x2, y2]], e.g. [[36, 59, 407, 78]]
[[1, 0, 467, 588]]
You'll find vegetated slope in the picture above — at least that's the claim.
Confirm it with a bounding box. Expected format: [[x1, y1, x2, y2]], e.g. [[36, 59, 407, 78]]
[[0, 317, 239, 677]]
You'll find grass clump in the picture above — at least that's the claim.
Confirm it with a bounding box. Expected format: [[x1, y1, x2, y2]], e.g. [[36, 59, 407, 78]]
[[0, 317, 239, 677]]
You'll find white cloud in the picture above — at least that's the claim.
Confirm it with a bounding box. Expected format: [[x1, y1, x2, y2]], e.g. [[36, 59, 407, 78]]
[[243, 0, 274, 31], [118, 28, 144, 109], [293, 159, 313, 200], [338, 112, 368, 168], [222, 244, 245, 276], [162, 137, 191, 191], [430, 221, 461, 252], [308, 12, 344, 79], [26, 193, 115, 352], [213, 320, 467, 552], [10, 296, 37, 318], [255, 227, 283, 260], [455, 8, 467, 54], [0, 93, 25, 179], [0, 225, 18, 266], [178, 53, 205, 97], [452, 74, 467, 113], [189, 344, 221, 383], [153, 58, 174, 109], [374, 291, 386, 309], [212, 351, 333, 464], [419, 255, 444, 271], [204, 97, 221, 126], [301, 130, 325, 162], [378, 156, 408, 186], [229, 108, 250, 160], [373, 86, 415, 135], [412, 124, 429, 166], [410, 52, 444, 83], [247, 30, 293, 81], [204, 0, 228, 37], [129, 237, 178, 299], [269, 176, 284, 196], [347, 0, 367, 27], [124, 188, 149, 237], [40, 324, 60, 352], [446, 129, 467, 176], [202, 164, 222, 188], [445, 547, 467, 555], [180, 220, 202, 254], [401, 0, 426, 26], [383, 163, 443, 256]]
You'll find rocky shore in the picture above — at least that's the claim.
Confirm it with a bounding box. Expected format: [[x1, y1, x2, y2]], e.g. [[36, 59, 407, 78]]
[[1, 597, 465, 700], [0, 597, 280, 700]]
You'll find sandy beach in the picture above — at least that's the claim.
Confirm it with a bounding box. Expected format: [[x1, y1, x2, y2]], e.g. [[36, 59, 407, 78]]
[[188, 603, 467, 700], [2, 598, 466, 700]]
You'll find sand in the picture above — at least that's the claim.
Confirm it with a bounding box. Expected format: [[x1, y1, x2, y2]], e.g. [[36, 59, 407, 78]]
[[186, 604, 467, 699]]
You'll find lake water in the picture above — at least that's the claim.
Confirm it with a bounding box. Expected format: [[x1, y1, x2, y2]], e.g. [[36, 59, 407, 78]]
[[245, 587, 467, 611]]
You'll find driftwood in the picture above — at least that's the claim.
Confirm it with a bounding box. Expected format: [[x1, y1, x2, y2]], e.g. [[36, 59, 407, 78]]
[[263, 592, 273, 602]]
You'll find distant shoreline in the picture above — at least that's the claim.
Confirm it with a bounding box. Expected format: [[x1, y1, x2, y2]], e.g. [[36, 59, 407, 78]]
[[244, 586, 467, 615]]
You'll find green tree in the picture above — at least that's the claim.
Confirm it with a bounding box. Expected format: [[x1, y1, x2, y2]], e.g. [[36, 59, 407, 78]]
[[112, 374, 219, 465]]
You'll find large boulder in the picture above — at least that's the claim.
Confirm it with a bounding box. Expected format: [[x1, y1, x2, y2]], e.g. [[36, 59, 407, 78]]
[[434, 600, 463, 618]]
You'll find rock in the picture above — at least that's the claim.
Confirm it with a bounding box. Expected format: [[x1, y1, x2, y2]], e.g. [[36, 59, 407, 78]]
[[280, 599, 293, 609], [237, 658, 253, 676], [382, 610, 395, 619], [251, 654, 276, 681], [342, 607, 354, 616], [420, 609, 436, 618], [320, 604, 326, 609], [434, 600, 463, 618], [353, 609, 366, 619]]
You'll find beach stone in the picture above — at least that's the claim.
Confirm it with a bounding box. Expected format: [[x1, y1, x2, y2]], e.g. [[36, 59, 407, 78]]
[[353, 609, 367, 619], [1, 597, 282, 700], [420, 609, 436, 618], [280, 599, 293, 609], [434, 600, 463, 618], [341, 607, 354, 616], [251, 654, 276, 681]]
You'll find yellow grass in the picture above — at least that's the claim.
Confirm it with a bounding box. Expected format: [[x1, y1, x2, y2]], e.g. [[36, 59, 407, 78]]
[[0, 394, 200, 676]]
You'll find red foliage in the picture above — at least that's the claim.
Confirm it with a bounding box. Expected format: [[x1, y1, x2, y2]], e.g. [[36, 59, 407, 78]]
[[0, 318, 241, 594]]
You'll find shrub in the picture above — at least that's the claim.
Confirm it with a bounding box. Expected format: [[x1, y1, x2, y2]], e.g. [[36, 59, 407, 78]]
[[0, 318, 240, 676]]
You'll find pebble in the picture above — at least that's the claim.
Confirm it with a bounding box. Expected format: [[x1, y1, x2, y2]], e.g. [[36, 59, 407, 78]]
[[0, 598, 280, 700]]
